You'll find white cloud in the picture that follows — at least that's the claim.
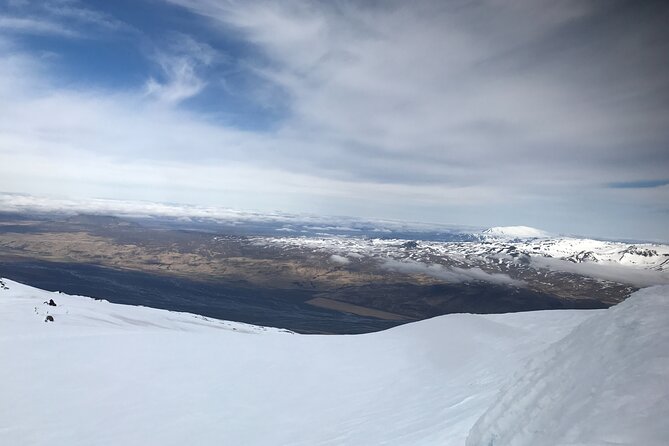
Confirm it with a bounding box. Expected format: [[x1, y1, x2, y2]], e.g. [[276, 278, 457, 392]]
[[163, 1, 669, 186], [0, 35, 506, 217], [0, 1, 133, 38], [329, 254, 350, 265], [145, 61, 205, 104], [529, 257, 669, 288], [43, 2, 131, 32], [0, 1, 668, 240], [144, 35, 220, 104], [0, 16, 79, 37], [382, 259, 523, 286]]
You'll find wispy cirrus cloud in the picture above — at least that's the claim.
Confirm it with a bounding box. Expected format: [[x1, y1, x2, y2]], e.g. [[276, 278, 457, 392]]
[[0, 0, 668, 241], [608, 180, 669, 189], [144, 34, 221, 104], [42, 1, 131, 32], [0, 0, 133, 38], [0, 15, 80, 37], [162, 1, 669, 186], [158, 0, 669, 238]]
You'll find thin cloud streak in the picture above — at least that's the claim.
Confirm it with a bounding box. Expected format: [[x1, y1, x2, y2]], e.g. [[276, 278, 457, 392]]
[[0, 16, 80, 37]]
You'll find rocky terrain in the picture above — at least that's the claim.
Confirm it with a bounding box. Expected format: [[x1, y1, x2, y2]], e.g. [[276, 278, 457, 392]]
[[0, 212, 666, 332]]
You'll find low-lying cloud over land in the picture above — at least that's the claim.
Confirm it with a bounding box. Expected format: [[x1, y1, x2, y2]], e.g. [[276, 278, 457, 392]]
[[530, 256, 669, 288], [329, 255, 351, 265], [0, 192, 477, 235], [382, 259, 523, 286]]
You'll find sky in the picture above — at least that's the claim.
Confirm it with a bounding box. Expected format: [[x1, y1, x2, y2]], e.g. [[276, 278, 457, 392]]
[[0, 0, 668, 241]]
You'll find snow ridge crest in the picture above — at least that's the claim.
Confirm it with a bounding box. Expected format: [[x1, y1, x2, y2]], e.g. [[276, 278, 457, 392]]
[[466, 285, 669, 446]]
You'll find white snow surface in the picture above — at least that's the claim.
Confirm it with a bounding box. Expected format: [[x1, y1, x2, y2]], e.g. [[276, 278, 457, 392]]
[[481, 226, 551, 240], [1, 278, 667, 445], [467, 285, 669, 446]]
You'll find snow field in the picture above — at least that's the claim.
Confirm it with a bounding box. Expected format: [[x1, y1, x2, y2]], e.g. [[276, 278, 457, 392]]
[[1, 278, 666, 445]]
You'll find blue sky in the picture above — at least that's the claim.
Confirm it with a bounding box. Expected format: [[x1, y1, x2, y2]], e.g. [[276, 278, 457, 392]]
[[0, 0, 668, 241]]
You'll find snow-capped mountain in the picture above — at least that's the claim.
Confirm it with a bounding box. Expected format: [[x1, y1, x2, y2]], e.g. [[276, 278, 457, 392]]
[[479, 225, 551, 241], [512, 237, 669, 270], [252, 232, 669, 287], [475, 227, 668, 272], [1, 278, 666, 445]]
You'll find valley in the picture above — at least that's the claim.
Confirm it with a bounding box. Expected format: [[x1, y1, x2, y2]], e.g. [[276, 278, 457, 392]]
[[1, 212, 662, 333]]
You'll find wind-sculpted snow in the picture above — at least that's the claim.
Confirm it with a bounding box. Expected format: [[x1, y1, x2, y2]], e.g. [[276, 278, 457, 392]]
[[0, 278, 594, 445], [466, 285, 669, 446]]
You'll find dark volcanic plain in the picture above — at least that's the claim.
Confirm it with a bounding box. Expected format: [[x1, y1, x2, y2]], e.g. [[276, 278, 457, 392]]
[[0, 212, 633, 333]]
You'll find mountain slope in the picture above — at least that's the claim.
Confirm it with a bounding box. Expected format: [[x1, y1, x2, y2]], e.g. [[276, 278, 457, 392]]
[[1, 279, 666, 445], [0, 278, 592, 446], [259, 233, 669, 286], [480, 226, 550, 240], [466, 285, 669, 446]]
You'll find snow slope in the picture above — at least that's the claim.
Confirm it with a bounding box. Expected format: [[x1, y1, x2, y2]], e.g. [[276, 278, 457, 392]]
[[1, 278, 667, 445], [480, 226, 550, 240], [0, 278, 591, 445], [467, 285, 669, 446]]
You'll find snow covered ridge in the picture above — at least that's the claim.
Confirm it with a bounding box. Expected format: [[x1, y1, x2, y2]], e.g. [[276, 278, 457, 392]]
[[1, 278, 667, 445], [253, 234, 669, 286], [513, 236, 669, 272], [0, 278, 291, 335], [479, 225, 551, 241], [467, 285, 669, 446]]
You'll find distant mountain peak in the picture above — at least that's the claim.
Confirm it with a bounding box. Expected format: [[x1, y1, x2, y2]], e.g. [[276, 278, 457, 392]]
[[481, 226, 550, 240]]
